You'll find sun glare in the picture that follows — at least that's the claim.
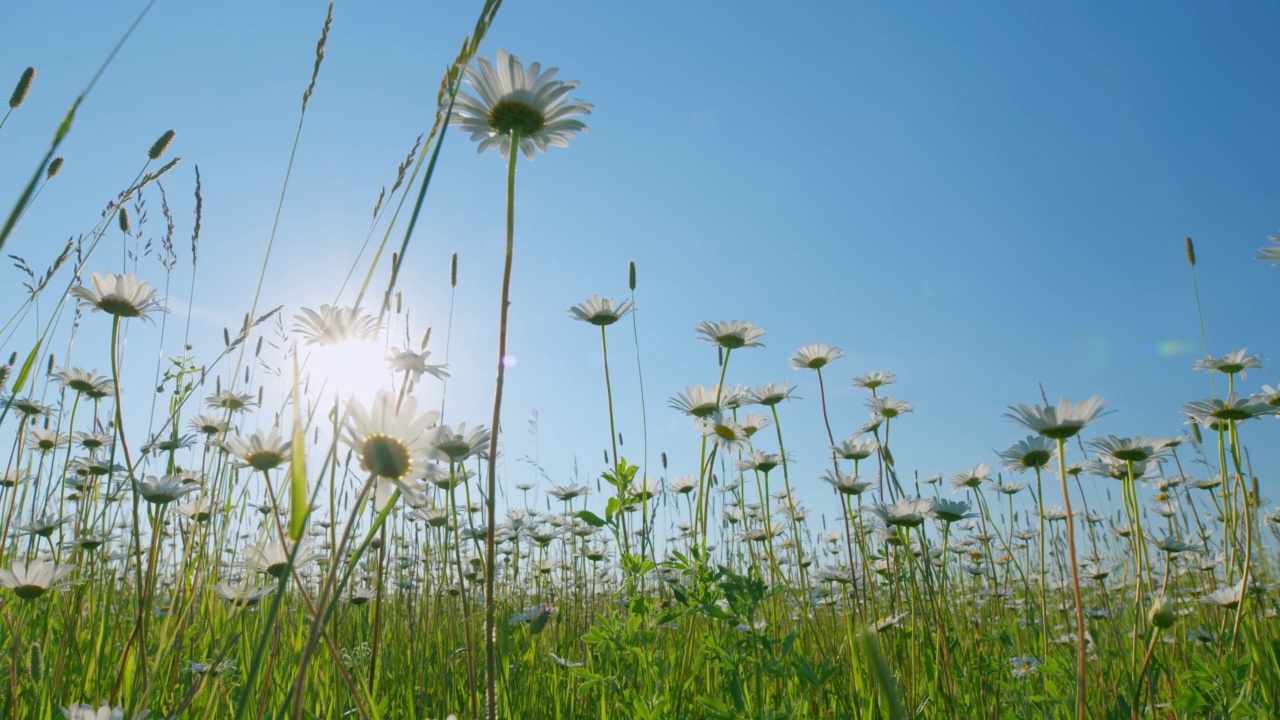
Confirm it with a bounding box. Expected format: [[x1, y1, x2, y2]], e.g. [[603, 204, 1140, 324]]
[[300, 339, 395, 404]]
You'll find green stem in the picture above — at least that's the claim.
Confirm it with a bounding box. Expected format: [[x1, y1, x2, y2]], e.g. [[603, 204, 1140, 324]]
[[1056, 438, 1087, 720], [482, 128, 520, 720]]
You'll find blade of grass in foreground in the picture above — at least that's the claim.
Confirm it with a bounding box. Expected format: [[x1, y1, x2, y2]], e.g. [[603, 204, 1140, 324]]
[[0, 0, 156, 254]]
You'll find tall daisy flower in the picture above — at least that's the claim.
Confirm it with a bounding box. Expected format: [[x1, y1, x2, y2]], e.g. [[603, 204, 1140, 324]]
[[452, 49, 592, 160], [68, 271, 165, 321], [1005, 396, 1108, 440], [789, 343, 843, 370], [343, 389, 439, 510], [568, 295, 634, 326], [455, 50, 590, 720], [1004, 395, 1105, 718]]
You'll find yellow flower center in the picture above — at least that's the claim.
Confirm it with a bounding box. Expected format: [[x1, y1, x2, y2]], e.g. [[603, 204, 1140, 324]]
[[361, 434, 411, 479]]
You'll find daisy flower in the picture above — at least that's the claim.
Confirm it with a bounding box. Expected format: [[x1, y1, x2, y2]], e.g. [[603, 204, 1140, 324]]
[[1005, 396, 1109, 440], [224, 428, 291, 472], [735, 450, 786, 474], [695, 320, 766, 350], [0, 559, 75, 599], [1010, 656, 1042, 679], [789, 343, 843, 370], [548, 482, 590, 501], [245, 538, 323, 579], [17, 514, 67, 537], [1182, 394, 1275, 425], [745, 521, 785, 543], [951, 464, 992, 491], [669, 384, 732, 418], [452, 48, 591, 159], [188, 414, 228, 436], [387, 347, 449, 382], [990, 479, 1028, 495], [867, 396, 913, 420], [568, 295, 634, 326], [71, 431, 111, 453], [737, 412, 771, 438], [133, 475, 199, 505], [343, 389, 439, 508], [3, 396, 52, 418], [667, 475, 698, 495], [1037, 505, 1073, 521], [26, 428, 67, 453], [832, 435, 878, 461], [699, 411, 751, 454], [852, 371, 896, 392], [629, 477, 664, 502], [205, 390, 255, 413], [1259, 234, 1280, 265], [211, 581, 275, 608], [293, 304, 380, 345], [1088, 435, 1176, 464], [821, 469, 871, 496], [1152, 534, 1199, 554], [999, 436, 1055, 472], [932, 498, 974, 524], [59, 703, 145, 720], [865, 497, 934, 528], [51, 367, 114, 398], [1257, 385, 1280, 408], [749, 382, 799, 407], [174, 496, 215, 523], [429, 423, 491, 464], [68, 271, 165, 321], [1193, 349, 1264, 378], [1199, 582, 1245, 610], [63, 533, 116, 552]]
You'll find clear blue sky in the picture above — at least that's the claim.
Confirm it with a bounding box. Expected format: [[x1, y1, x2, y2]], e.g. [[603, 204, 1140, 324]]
[[3, 2, 1278, 531]]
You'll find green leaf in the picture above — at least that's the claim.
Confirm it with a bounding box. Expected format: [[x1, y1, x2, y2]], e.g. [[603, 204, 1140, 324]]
[[11, 341, 41, 394], [575, 510, 606, 528]]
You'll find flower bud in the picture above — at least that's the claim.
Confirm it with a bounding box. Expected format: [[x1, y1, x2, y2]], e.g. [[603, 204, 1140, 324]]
[[1149, 594, 1176, 630]]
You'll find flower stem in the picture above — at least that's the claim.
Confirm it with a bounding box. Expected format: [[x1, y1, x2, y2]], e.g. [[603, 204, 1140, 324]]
[[1057, 438, 1087, 720], [482, 129, 520, 720]]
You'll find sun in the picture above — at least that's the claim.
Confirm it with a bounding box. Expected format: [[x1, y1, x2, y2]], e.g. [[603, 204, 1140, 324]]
[[299, 337, 396, 406]]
